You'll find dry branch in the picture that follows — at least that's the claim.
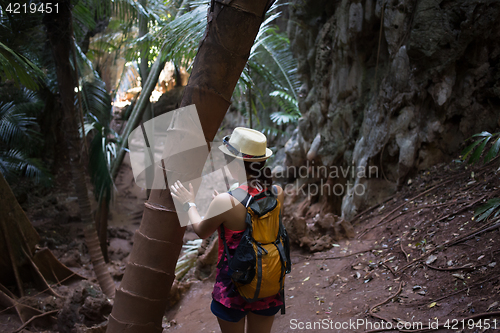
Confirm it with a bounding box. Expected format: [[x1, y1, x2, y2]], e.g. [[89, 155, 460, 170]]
[[357, 177, 456, 239], [13, 309, 58, 333]]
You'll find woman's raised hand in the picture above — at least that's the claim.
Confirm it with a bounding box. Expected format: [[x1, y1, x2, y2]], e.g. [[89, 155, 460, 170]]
[[170, 180, 195, 204]]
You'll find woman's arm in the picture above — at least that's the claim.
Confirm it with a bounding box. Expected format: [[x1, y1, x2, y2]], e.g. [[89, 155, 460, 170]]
[[273, 185, 285, 215], [170, 181, 227, 239]]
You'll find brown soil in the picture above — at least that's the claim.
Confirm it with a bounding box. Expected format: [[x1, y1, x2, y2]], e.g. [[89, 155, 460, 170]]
[[163, 160, 500, 333], [3, 156, 500, 333]]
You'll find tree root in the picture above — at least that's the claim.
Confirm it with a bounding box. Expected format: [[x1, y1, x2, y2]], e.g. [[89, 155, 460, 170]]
[[357, 177, 456, 239], [310, 249, 388, 261], [406, 274, 500, 308], [12, 309, 58, 333], [400, 236, 410, 263], [424, 263, 475, 271], [399, 218, 500, 273], [368, 281, 404, 323], [357, 161, 500, 240], [351, 195, 397, 227]]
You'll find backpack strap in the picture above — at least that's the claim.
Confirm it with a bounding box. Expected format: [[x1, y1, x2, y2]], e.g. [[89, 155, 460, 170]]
[[217, 226, 233, 269], [228, 187, 253, 207], [280, 288, 286, 314]]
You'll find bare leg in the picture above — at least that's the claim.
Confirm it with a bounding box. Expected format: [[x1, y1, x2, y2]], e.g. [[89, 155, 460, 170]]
[[246, 312, 275, 333], [217, 316, 245, 333]]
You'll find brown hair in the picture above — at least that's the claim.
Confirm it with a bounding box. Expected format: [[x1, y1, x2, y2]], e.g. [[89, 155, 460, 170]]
[[224, 155, 273, 189]]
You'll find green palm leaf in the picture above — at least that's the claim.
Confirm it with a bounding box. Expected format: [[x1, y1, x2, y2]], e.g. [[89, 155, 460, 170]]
[[0, 42, 44, 90], [484, 137, 500, 163], [475, 198, 500, 222], [156, 3, 208, 67], [79, 78, 116, 205], [462, 131, 500, 164]]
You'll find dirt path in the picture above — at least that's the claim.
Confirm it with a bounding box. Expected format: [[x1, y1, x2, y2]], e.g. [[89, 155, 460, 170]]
[[4, 153, 500, 333], [165, 240, 390, 333], [164, 161, 500, 333]]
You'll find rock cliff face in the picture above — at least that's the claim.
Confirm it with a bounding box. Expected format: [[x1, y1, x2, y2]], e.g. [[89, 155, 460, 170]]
[[285, 0, 500, 220]]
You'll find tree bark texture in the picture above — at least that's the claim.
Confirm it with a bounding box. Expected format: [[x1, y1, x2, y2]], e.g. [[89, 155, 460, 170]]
[[0, 173, 40, 295], [44, 0, 115, 298], [110, 54, 165, 180], [106, 1, 274, 332]]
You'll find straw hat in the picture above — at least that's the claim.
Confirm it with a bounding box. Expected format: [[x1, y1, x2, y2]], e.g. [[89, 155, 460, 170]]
[[219, 127, 273, 162]]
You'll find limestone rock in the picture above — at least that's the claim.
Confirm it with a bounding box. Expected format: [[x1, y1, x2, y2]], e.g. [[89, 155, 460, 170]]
[[287, 0, 500, 220]]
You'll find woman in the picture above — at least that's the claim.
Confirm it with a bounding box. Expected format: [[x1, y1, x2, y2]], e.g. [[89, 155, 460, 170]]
[[170, 127, 284, 333]]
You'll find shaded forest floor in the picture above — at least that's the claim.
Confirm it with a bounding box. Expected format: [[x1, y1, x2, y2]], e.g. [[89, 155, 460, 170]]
[[164, 159, 500, 333], [2, 156, 500, 332]]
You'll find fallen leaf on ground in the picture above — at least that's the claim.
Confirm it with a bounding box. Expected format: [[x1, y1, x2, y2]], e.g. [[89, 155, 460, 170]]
[[487, 301, 498, 311], [426, 255, 438, 265]]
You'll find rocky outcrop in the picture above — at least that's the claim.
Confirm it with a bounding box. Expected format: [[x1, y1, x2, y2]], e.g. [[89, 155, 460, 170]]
[[285, 0, 500, 220]]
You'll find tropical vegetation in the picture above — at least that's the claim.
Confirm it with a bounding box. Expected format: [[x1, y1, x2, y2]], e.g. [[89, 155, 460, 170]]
[[0, 0, 298, 300], [462, 131, 500, 222]]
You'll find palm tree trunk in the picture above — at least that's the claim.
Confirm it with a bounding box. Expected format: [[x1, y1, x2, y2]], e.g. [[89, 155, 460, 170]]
[[44, 0, 115, 298], [247, 83, 253, 128], [96, 199, 110, 263], [107, 1, 275, 332], [110, 54, 165, 179]]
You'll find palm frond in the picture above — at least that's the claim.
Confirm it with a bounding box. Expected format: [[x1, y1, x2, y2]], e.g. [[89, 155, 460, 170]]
[[88, 122, 115, 204], [462, 131, 500, 164], [461, 131, 500, 222], [74, 41, 101, 80], [0, 41, 44, 90], [269, 90, 301, 125], [156, 3, 208, 68], [80, 80, 112, 125], [0, 99, 40, 147], [256, 30, 299, 99], [175, 239, 203, 280], [72, 1, 97, 39], [474, 198, 500, 222], [0, 149, 49, 185], [111, 0, 171, 25], [79, 76, 116, 205], [270, 111, 298, 126]]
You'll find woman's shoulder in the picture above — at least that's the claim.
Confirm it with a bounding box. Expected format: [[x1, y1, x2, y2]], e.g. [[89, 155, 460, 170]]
[[271, 184, 284, 196], [212, 192, 233, 205], [271, 185, 285, 206], [212, 192, 245, 210]]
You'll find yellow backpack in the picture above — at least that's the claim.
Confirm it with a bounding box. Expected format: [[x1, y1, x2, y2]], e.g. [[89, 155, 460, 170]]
[[219, 186, 292, 313]]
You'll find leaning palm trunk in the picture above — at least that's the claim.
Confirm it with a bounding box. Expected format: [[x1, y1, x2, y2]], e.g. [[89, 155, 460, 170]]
[[44, 0, 115, 298], [110, 54, 165, 179], [107, 1, 274, 332]]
